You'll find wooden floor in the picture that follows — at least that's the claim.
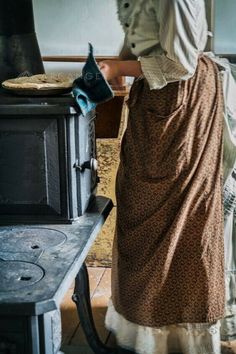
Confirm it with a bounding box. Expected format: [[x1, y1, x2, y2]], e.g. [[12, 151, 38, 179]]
[[60, 267, 116, 354]]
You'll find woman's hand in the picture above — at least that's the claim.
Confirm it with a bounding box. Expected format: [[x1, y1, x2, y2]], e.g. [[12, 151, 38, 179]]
[[99, 60, 142, 81], [98, 60, 121, 81]]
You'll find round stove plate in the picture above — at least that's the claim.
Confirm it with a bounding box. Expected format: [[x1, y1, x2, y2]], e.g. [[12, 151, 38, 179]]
[[0, 228, 67, 253], [0, 261, 44, 292]]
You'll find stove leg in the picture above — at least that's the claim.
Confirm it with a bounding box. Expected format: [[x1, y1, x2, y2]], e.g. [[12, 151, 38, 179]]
[[72, 262, 117, 354]]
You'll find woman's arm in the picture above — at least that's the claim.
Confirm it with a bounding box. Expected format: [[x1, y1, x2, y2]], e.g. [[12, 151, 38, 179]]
[[99, 60, 142, 81], [99, 36, 141, 81], [139, 0, 208, 89], [99, 0, 208, 89]]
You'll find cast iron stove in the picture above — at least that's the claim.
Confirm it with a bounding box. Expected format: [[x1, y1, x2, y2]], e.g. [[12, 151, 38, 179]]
[[0, 95, 114, 354], [0, 1, 115, 352]]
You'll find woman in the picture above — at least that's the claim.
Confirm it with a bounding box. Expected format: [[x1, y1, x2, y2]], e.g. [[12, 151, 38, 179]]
[[99, 1, 225, 353]]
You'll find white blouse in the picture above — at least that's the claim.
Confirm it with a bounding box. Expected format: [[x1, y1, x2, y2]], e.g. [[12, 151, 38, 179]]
[[117, 0, 208, 90]]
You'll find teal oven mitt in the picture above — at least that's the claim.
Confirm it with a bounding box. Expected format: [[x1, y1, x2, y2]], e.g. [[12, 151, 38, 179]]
[[73, 43, 114, 116]]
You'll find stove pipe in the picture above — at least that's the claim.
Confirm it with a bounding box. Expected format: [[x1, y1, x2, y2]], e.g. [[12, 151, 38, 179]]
[[0, 0, 44, 84]]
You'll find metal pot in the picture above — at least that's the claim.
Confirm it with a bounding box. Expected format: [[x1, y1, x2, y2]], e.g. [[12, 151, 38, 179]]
[[0, 0, 44, 84]]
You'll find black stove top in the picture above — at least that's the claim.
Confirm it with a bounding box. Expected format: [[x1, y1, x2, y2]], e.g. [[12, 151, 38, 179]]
[[0, 196, 113, 316]]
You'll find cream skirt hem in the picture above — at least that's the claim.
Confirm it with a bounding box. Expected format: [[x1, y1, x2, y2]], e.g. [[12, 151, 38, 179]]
[[105, 299, 221, 354]]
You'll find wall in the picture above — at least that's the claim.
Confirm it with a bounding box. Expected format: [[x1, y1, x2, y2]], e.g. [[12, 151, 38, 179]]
[[34, 0, 236, 58], [33, 0, 236, 73], [204, 0, 236, 55], [214, 0, 236, 54], [33, 0, 124, 56]]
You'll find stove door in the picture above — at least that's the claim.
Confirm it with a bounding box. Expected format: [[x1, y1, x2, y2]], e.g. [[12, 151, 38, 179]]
[[0, 117, 64, 222]]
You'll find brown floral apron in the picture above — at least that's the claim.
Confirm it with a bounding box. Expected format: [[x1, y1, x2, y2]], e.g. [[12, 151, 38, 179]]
[[111, 55, 225, 327]]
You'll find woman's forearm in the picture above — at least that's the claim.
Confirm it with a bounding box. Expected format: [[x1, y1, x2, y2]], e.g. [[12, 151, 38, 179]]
[[117, 60, 142, 77], [99, 60, 142, 81]]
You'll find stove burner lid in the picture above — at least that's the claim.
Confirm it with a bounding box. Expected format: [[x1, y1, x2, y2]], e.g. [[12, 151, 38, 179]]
[[0, 228, 67, 253], [0, 260, 44, 292]]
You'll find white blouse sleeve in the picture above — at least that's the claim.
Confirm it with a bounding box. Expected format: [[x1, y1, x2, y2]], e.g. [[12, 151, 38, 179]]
[[139, 0, 207, 90]]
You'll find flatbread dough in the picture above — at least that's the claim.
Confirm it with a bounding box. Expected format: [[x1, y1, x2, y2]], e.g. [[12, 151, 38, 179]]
[[2, 74, 73, 91]]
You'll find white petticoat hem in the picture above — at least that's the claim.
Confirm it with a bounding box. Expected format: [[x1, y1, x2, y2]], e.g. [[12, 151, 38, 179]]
[[105, 299, 221, 354]]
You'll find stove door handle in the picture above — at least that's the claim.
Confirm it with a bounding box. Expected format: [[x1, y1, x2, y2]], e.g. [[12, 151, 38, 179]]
[[74, 158, 98, 172]]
